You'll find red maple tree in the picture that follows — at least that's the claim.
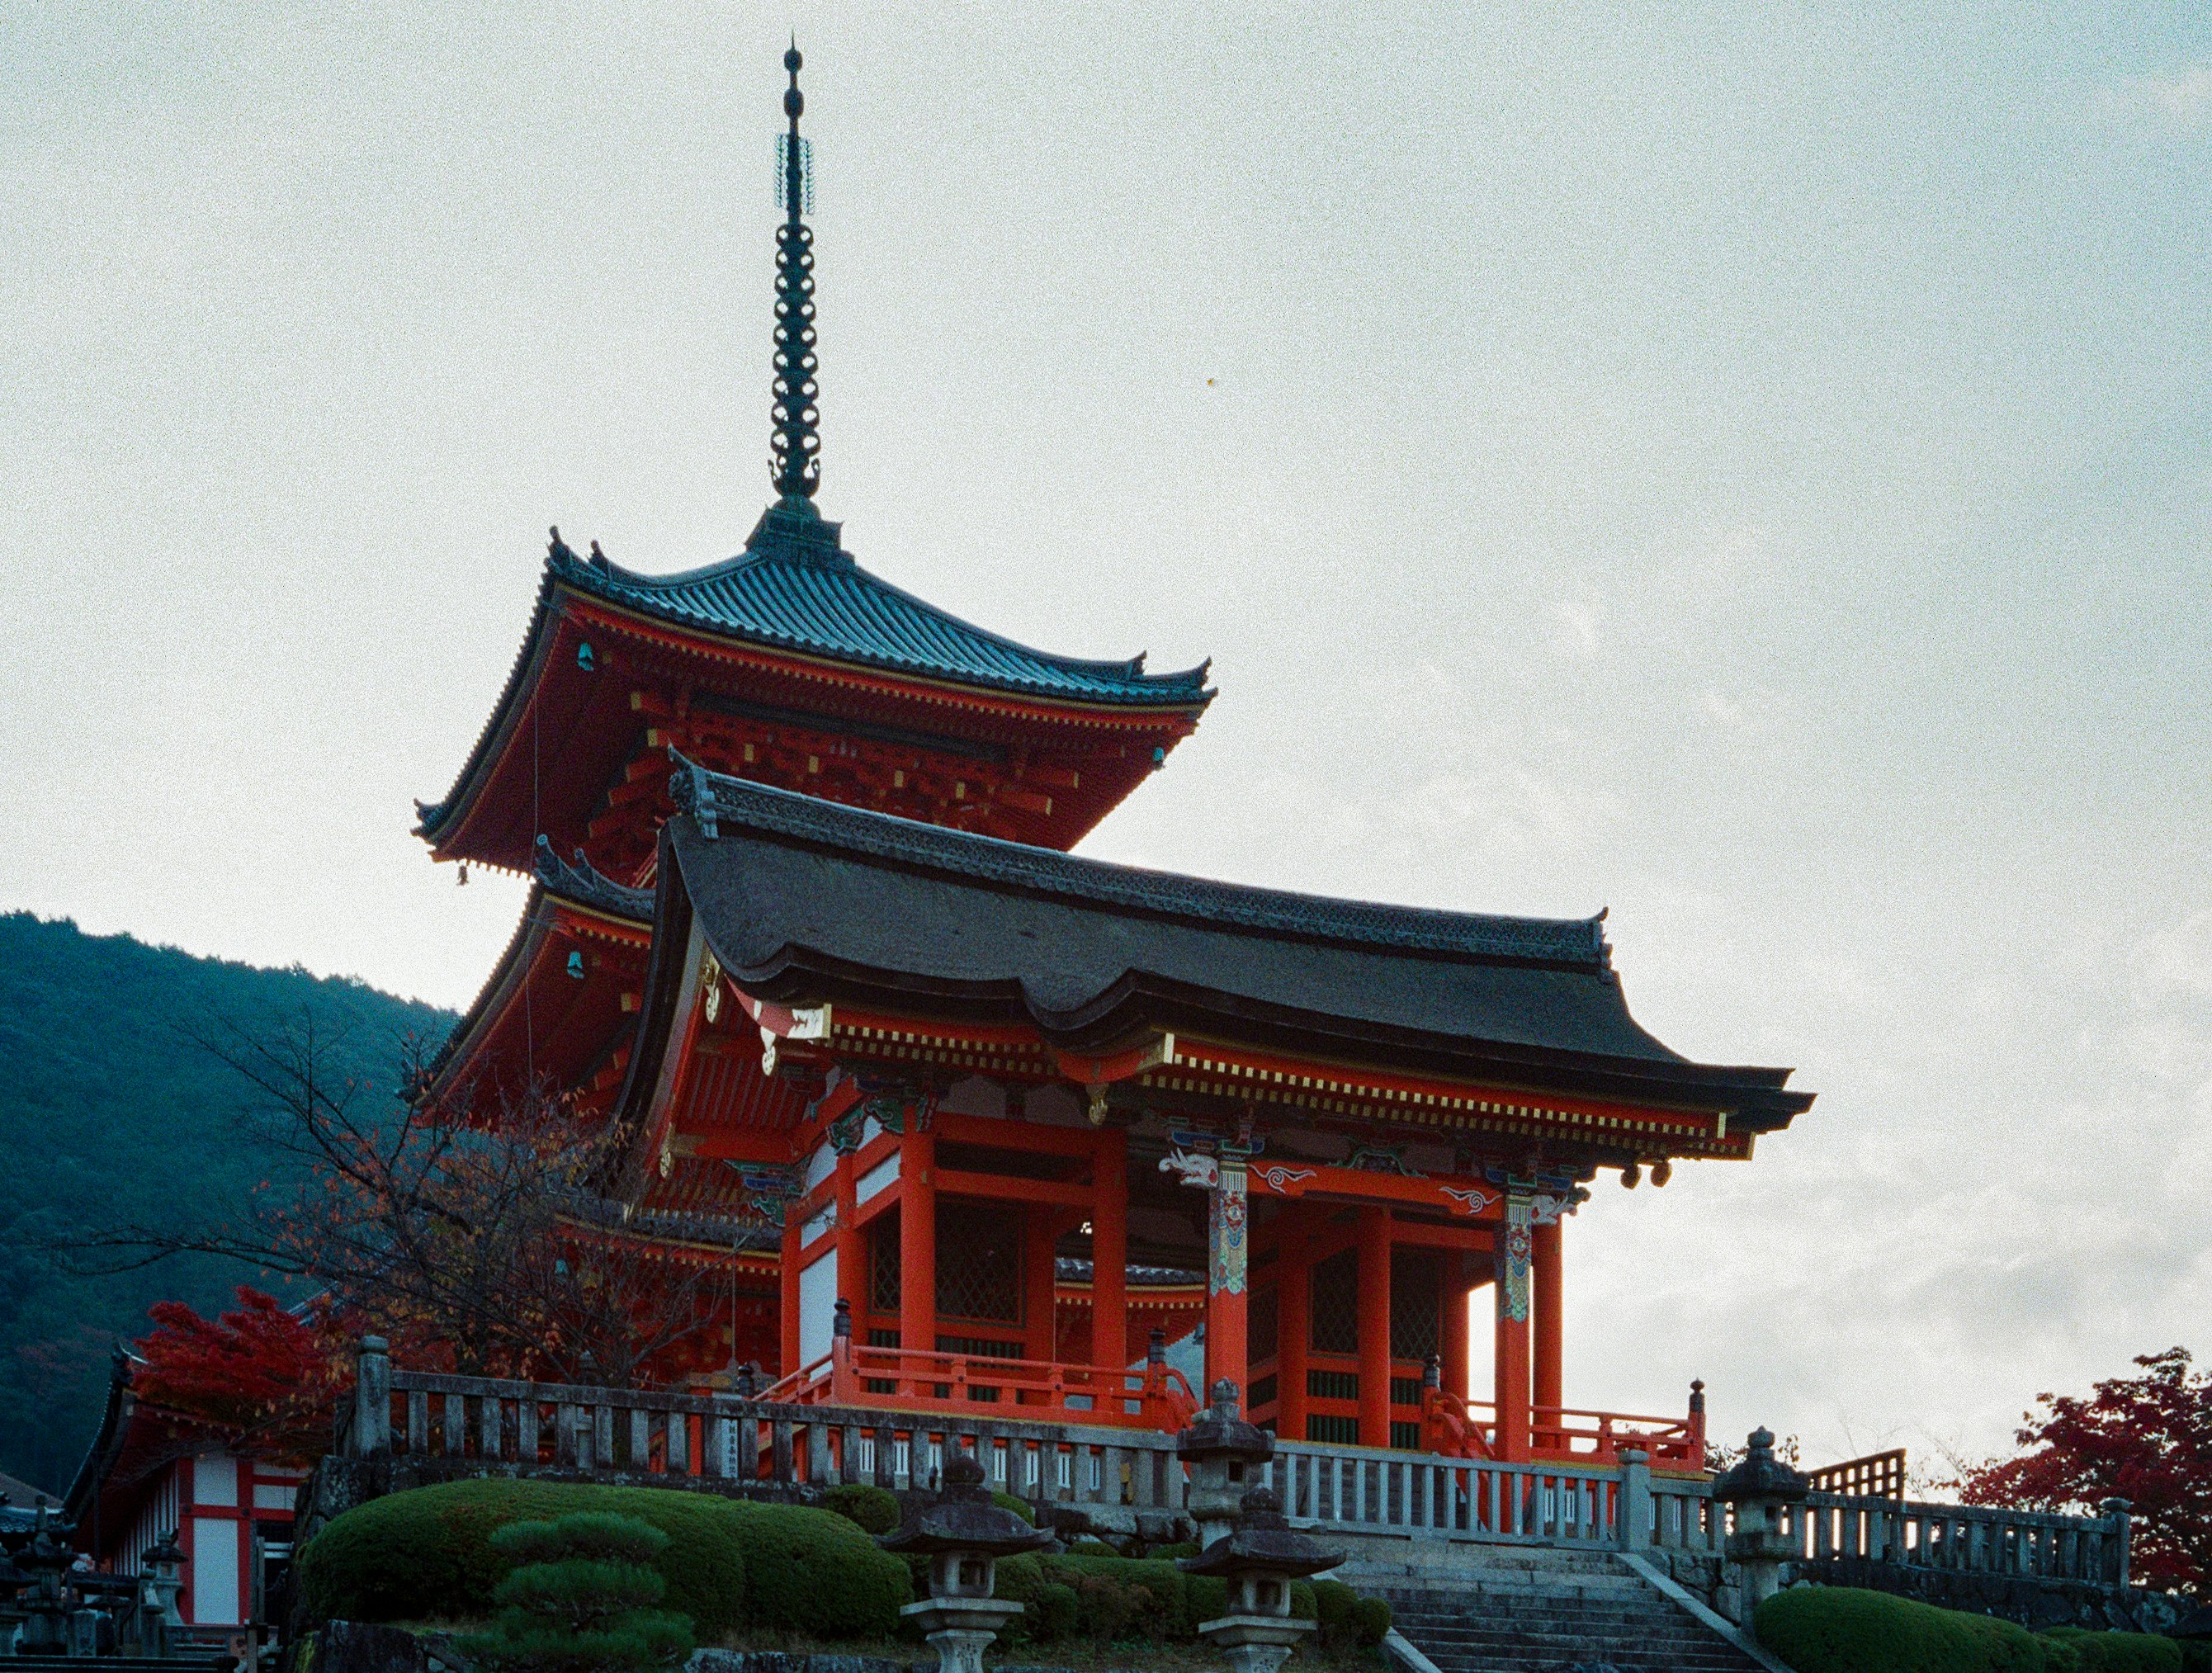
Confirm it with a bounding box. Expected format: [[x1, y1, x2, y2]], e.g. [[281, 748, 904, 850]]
[[132, 1287, 351, 1462], [1957, 1347, 2212, 1595]]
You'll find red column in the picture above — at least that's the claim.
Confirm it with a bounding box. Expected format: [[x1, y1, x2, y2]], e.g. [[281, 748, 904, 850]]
[[1532, 1220, 1564, 1445], [1441, 1260, 1471, 1403], [1023, 1206, 1058, 1365], [830, 1150, 863, 1400], [1356, 1207, 1392, 1448], [899, 1130, 936, 1389], [834, 1151, 863, 1321], [1203, 1162, 1250, 1399], [1090, 1127, 1129, 1377], [1494, 1200, 1532, 1462], [778, 1215, 801, 1380], [1277, 1205, 1311, 1441]]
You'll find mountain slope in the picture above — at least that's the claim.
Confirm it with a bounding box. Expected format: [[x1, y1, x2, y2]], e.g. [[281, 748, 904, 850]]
[[0, 913, 451, 1492]]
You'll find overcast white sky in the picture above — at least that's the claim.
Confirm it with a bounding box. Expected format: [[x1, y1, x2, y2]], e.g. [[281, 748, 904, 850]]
[[6, 2, 2210, 1468]]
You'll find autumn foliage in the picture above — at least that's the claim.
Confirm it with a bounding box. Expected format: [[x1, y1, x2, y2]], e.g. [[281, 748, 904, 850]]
[[132, 1287, 351, 1462], [1957, 1347, 2212, 1595]]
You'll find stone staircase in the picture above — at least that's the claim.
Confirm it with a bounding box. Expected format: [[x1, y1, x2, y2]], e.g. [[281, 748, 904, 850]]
[[1347, 1546, 1766, 1673]]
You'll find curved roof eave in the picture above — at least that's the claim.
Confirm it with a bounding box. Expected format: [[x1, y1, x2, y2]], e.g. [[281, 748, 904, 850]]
[[555, 542, 1217, 707], [711, 935, 1808, 1127]]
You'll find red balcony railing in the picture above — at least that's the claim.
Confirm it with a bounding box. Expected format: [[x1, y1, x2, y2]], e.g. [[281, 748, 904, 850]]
[[762, 1335, 1201, 1433], [1422, 1389, 1707, 1471]]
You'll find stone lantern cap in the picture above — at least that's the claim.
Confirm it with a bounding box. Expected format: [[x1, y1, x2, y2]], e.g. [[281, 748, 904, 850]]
[[1179, 1488, 1341, 1580], [878, 1453, 1052, 1558], [1176, 1379, 1275, 1463], [1711, 1429, 1809, 1504]]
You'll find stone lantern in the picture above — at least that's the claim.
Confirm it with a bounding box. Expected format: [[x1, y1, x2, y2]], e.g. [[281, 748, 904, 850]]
[[1176, 1380, 1274, 1549], [880, 1451, 1052, 1673], [1712, 1427, 1809, 1618], [132, 1531, 187, 1656], [14, 1504, 78, 1656], [1180, 1486, 1342, 1673]]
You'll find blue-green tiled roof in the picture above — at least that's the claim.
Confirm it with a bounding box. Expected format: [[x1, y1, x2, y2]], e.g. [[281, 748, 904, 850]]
[[552, 512, 1211, 707]]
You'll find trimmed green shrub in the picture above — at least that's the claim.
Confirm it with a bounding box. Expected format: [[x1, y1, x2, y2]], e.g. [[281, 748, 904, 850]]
[[1290, 1580, 1318, 1623], [717, 1500, 910, 1638], [297, 1480, 746, 1632], [1756, 1586, 2063, 1673], [1042, 1554, 1183, 1636], [1035, 1582, 1079, 1642], [990, 1492, 1037, 1525], [459, 1513, 693, 1673], [1351, 1595, 1393, 1647], [819, 1484, 900, 1536], [1184, 1573, 1229, 1629], [2040, 1628, 2181, 1673], [1147, 1541, 1199, 1560], [1066, 1538, 1119, 1557]]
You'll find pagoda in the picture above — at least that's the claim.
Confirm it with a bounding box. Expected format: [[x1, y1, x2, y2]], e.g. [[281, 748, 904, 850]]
[[423, 46, 1813, 1466]]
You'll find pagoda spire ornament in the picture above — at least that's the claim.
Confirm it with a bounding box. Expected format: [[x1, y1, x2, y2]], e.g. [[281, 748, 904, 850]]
[[770, 40, 820, 507]]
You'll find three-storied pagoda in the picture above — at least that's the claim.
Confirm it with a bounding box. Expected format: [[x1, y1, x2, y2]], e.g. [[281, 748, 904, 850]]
[[422, 47, 1812, 1467]]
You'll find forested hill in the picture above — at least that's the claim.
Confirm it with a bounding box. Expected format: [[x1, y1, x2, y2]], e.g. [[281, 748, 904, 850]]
[[0, 913, 452, 1493]]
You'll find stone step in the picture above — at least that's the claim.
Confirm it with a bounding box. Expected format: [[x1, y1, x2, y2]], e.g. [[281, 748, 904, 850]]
[[1374, 1551, 1763, 1673]]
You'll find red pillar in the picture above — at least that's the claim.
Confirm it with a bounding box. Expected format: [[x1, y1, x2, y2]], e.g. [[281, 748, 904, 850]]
[[1090, 1127, 1129, 1377], [1532, 1220, 1563, 1446], [899, 1130, 936, 1388], [834, 1151, 863, 1322], [1356, 1207, 1392, 1449], [1023, 1206, 1059, 1365], [1203, 1162, 1250, 1400], [1277, 1205, 1311, 1441], [778, 1214, 801, 1379], [1494, 1202, 1532, 1462], [1441, 1261, 1471, 1402], [829, 1150, 863, 1401]]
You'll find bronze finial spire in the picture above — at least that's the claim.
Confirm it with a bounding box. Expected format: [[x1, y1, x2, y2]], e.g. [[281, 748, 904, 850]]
[[770, 41, 820, 506]]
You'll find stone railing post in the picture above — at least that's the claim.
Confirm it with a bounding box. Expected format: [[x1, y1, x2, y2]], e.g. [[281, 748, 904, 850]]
[[2100, 1497, 2132, 1589], [1616, 1447, 1652, 1552], [352, 1336, 392, 1458]]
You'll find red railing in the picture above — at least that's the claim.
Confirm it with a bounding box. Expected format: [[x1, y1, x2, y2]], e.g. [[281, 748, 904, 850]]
[[1423, 1391, 1706, 1471], [763, 1335, 1201, 1433]]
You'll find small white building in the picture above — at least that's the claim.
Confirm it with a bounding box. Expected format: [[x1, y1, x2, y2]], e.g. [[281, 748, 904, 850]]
[[65, 1353, 306, 1631]]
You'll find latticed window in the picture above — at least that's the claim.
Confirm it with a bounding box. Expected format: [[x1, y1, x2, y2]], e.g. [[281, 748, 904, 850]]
[[1309, 1247, 1358, 1354], [871, 1223, 901, 1313], [1250, 1285, 1279, 1362], [1306, 1369, 1358, 1401], [1390, 1247, 1442, 1363], [935, 1201, 1022, 1322], [1307, 1414, 1358, 1444]]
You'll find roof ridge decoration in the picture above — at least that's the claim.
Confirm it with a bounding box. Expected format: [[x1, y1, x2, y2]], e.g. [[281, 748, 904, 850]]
[[667, 756, 1611, 968], [533, 834, 655, 922]]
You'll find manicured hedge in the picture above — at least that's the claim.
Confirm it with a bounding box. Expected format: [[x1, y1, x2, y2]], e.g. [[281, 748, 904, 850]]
[[299, 1481, 747, 1632], [2041, 1627, 2182, 1673], [729, 1501, 909, 1638], [299, 1480, 910, 1640], [819, 1484, 900, 1536], [1756, 1587, 2181, 1673], [985, 1549, 1335, 1647]]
